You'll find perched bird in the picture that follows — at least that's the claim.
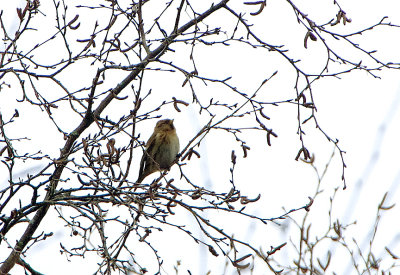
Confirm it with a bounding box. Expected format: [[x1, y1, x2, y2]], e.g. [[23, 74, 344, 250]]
[[137, 119, 180, 183]]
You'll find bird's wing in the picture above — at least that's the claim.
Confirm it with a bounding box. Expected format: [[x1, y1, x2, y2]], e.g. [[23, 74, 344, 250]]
[[137, 133, 157, 182]]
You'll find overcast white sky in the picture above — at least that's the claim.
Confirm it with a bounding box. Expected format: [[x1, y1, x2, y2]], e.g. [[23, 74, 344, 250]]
[[1, 0, 400, 274]]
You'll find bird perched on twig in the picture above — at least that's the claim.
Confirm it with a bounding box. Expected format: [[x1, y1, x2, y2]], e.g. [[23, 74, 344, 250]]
[[137, 119, 180, 183]]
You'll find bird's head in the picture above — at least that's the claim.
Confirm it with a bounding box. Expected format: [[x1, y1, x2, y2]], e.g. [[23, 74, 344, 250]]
[[154, 119, 175, 132]]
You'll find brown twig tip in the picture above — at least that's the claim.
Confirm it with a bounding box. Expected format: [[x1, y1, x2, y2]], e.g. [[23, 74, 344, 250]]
[[181, 71, 198, 87], [331, 10, 352, 26], [0, 146, 7, 156], [68, 15, 80, 28], [10, 209, 17, 219], [295, 146, 310, 161], [191, 188, 203, 200], [233, 254, 252, 268], [208, 245, 219, 257], [182, 148, 201, 161], [233, 260, 250, 269], [139, 229, 152, 242], [301, 153, 315, 164], [231, 150, 237, 164], [304, 197, 314, 212], [385, 247, 399, 259], [172, 97, 189, 112], [241, 144, 250, 158], [266, 130, 277, 146], [166, 194, 177, 214], [304, 30, 317, 49], [240, 194, 261, 204], [378, 192, 395, 210], [16, 7, 26, 22], [266, 242, 287, 256], [259, 109, 270, 120], [244, 1, 267, 16]]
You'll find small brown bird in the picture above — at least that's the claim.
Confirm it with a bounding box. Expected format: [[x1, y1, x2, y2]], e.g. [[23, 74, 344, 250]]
[[137, 119, 180, 183]]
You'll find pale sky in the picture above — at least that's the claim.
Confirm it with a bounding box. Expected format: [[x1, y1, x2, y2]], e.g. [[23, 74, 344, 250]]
[[1, 0, 400, 274]]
